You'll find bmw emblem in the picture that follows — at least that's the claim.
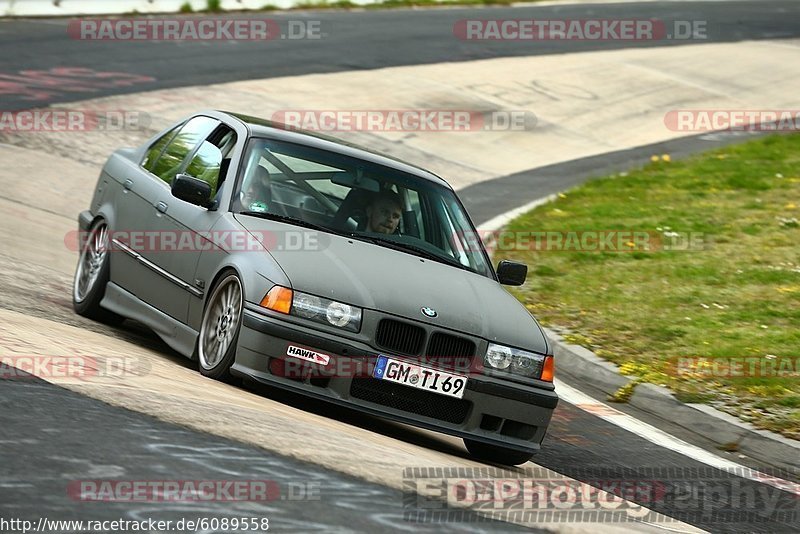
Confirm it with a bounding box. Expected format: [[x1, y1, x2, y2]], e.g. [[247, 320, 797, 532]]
[[421, 307, 438, 318]]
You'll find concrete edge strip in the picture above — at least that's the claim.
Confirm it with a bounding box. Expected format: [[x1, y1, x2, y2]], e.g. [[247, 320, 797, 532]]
[[475, 140, 800, 477]]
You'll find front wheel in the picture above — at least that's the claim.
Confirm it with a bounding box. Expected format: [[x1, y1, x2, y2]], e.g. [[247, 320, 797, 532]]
[[72, 220, 123, 324], [197, 272, 244, 381], [463, 438, 534, 466]]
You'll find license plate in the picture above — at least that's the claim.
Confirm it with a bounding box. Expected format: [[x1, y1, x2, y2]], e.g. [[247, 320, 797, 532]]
[[373, 356, 467, 399]]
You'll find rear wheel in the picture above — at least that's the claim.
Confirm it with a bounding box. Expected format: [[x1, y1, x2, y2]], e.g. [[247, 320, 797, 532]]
[[197, 272, 243, 381], [464, 438, 534, 466], [72, 220, 123, 324]]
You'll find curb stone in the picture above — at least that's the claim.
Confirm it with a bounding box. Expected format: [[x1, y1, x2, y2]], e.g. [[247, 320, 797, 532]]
[[545, 327, 800, 472]]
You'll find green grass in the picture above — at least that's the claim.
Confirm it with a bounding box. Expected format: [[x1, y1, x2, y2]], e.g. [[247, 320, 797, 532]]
[[287, 0, 517, 9], [47, 0, 531, 18], [503, 134, 800, 439], [291, 0, 359, 9], [140, 0, 529, 17]]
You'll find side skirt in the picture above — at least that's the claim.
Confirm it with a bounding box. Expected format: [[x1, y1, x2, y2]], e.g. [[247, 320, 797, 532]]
[[101, 282, 198, 359]]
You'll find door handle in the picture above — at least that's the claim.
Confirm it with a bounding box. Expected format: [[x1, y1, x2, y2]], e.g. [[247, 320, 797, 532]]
[[156, 201, 168, 214], [123, 179, 133, 191]]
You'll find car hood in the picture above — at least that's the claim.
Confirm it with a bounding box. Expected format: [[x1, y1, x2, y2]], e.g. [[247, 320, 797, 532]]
[[237, 215, 548, 354]]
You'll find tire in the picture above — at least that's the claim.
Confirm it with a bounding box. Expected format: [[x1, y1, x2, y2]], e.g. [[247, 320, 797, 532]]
[[463, 438, 534, 466], [197, 271, 244, 381], [72, 220, 123, 325]]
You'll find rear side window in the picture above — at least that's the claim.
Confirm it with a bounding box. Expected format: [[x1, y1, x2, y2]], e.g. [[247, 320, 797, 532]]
[[149, 116, 219, 184]]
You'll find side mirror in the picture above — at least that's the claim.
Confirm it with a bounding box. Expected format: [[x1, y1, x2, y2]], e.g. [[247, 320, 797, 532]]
[[496, 260, 527, 286], [172, 173, 212, 207]]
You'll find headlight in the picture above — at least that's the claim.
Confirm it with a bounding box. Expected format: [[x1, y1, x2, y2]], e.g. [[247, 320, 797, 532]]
[[292, 290, 362, 332], [262, 286, 362, 332], [325, 301, 355, 328], [485, 343, 513, 369], [293, 292, 323, 319], [484, 343, 550, 380]]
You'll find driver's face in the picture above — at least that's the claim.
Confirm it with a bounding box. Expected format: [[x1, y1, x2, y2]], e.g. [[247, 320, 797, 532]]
[[242, 174, 270, 205], [367, 200, 402, 234], [242, 183, 257, 203]]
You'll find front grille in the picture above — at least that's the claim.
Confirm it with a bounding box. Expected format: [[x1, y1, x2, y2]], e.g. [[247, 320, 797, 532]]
[[426, 332, 476, 359], [350, 378, 470, 424], [375, 319, 425, 355], [424, 332, 476, 371]]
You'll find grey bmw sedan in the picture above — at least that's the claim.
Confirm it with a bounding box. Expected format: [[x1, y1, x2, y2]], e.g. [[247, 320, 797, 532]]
[[73, 110, 557, 466]]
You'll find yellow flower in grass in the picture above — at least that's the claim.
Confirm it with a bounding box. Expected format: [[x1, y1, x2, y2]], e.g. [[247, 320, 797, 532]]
[[777, 286, 800, 293]]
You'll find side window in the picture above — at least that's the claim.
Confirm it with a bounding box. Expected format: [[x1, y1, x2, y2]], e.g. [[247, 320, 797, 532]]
[[149, 116, 219, 185], [441, 202, 471, 266], [407, 189, 424, 240], [142, 124, 181, 171]]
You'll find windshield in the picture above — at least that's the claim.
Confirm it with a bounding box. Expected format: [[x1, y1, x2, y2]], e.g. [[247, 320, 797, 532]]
[[234, 137, 492, 277]]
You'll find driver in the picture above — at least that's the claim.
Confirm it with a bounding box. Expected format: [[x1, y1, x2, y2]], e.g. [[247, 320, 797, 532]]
[[241, 166, 272, 212], [366, 190, 402, 234]]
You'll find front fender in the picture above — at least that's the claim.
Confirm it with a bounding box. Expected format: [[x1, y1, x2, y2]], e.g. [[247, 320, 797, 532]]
[[187, 218, 291, 331]]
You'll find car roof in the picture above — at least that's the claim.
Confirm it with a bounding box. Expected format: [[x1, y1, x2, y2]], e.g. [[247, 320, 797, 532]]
[[211, 110, 452, 188]]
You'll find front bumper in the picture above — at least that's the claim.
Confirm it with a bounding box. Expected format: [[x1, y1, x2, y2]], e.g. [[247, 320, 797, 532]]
[[78, 210, 93, 232], [234, 307, 558, 453]]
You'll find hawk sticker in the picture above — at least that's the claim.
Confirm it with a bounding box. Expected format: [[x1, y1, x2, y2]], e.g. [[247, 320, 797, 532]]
[[286, 345, 331, 365]]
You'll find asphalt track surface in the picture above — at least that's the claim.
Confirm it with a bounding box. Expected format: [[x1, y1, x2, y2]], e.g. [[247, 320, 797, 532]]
[[1, 1, 799, 533], [1, 1, 800, 111]]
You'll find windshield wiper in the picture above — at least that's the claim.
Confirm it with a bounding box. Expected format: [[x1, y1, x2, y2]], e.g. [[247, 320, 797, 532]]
[[356, 235, 472, 272], [239, 211, 339, 234]]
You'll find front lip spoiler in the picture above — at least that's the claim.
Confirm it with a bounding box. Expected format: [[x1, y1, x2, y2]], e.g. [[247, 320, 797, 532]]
[[242, 308, 558, 409], [231, 360, 542, 454]]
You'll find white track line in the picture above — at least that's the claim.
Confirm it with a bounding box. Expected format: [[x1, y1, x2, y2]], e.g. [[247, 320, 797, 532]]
[[556, 379, 800, 496], [478, 194, 557, 234]]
